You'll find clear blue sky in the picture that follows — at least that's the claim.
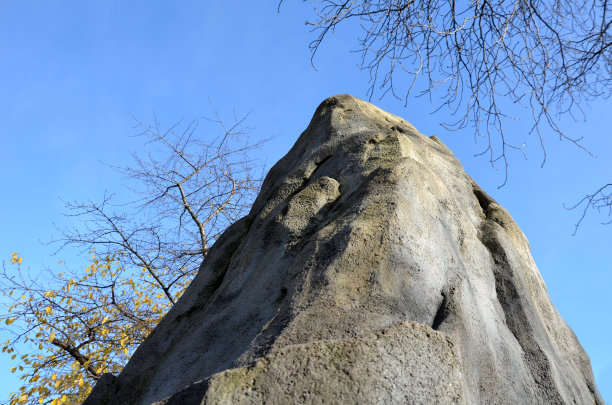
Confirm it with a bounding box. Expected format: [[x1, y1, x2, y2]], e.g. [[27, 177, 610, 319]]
[[0, 1, 610, 402]]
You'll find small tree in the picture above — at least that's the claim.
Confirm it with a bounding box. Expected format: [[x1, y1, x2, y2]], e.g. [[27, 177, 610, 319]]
[[2, 252, 157, 404], [0, 109, 266, 405]]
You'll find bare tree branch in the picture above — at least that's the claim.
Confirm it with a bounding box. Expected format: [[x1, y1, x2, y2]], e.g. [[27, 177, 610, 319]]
[[565, 183, 612, 235], [300, 0, 610, 187], [54, 109, 267, 305]]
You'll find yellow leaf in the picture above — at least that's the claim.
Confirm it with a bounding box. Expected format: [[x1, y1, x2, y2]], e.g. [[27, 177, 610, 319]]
[[58, 260, 62, 265], [5, 318, 15, 325], [79, 377, 84, 387], [18, 394, 26, 403], [45, 307, 52, 315], [49, 331, 56, 342], [44, 291, 53, 298]]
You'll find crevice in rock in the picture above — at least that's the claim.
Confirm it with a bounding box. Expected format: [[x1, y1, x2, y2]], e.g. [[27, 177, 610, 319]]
[[289, 195, 341, 254], [432, 292, 449, 330], [282, 155, 333, 213], [472, 184, 493, 216], [587, 380, 605, 405], [275, 287, 288, 304], [391, 125, 409, 134], [308, 155, 332, 181], [256, 154, 334, 224], [478, 221, 563, 403]]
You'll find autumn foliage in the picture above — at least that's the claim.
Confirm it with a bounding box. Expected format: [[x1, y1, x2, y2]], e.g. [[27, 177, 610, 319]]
[[2, 251, 176, 404], [1, 110, 265, 404]]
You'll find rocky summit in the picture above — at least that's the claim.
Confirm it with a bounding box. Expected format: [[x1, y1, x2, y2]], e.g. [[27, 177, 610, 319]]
[[85, 95, 603, 404]]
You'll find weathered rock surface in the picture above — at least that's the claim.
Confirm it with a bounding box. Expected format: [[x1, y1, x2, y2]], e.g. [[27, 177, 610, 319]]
[[85, 94, 603, 404], [152, 322, 464, 405]]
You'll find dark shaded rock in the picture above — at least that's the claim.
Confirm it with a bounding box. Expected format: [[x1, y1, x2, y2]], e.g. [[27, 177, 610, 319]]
[[85, 95, 603, 405], [84, 373, 118, 404]]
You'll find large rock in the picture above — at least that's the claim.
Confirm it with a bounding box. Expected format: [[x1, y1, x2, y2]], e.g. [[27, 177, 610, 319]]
[[85, 95, 603, 404]]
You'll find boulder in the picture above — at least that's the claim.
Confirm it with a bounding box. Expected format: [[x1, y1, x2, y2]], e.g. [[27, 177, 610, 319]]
[[85, 94, 603, 404]]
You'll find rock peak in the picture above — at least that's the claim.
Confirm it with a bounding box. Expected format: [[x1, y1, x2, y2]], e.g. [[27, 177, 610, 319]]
[[86, 96, 603, 405]]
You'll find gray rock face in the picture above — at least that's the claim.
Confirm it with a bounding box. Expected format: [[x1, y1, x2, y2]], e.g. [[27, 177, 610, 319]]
[[85, 95, 603, 404]]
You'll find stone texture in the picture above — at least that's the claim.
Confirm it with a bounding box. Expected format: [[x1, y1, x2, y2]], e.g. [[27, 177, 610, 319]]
[[85, 94, 603, 405], [153, 322, 464, 405]]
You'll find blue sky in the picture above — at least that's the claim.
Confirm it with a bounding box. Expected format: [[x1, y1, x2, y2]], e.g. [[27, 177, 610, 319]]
[[0, 1, 610, 402]]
